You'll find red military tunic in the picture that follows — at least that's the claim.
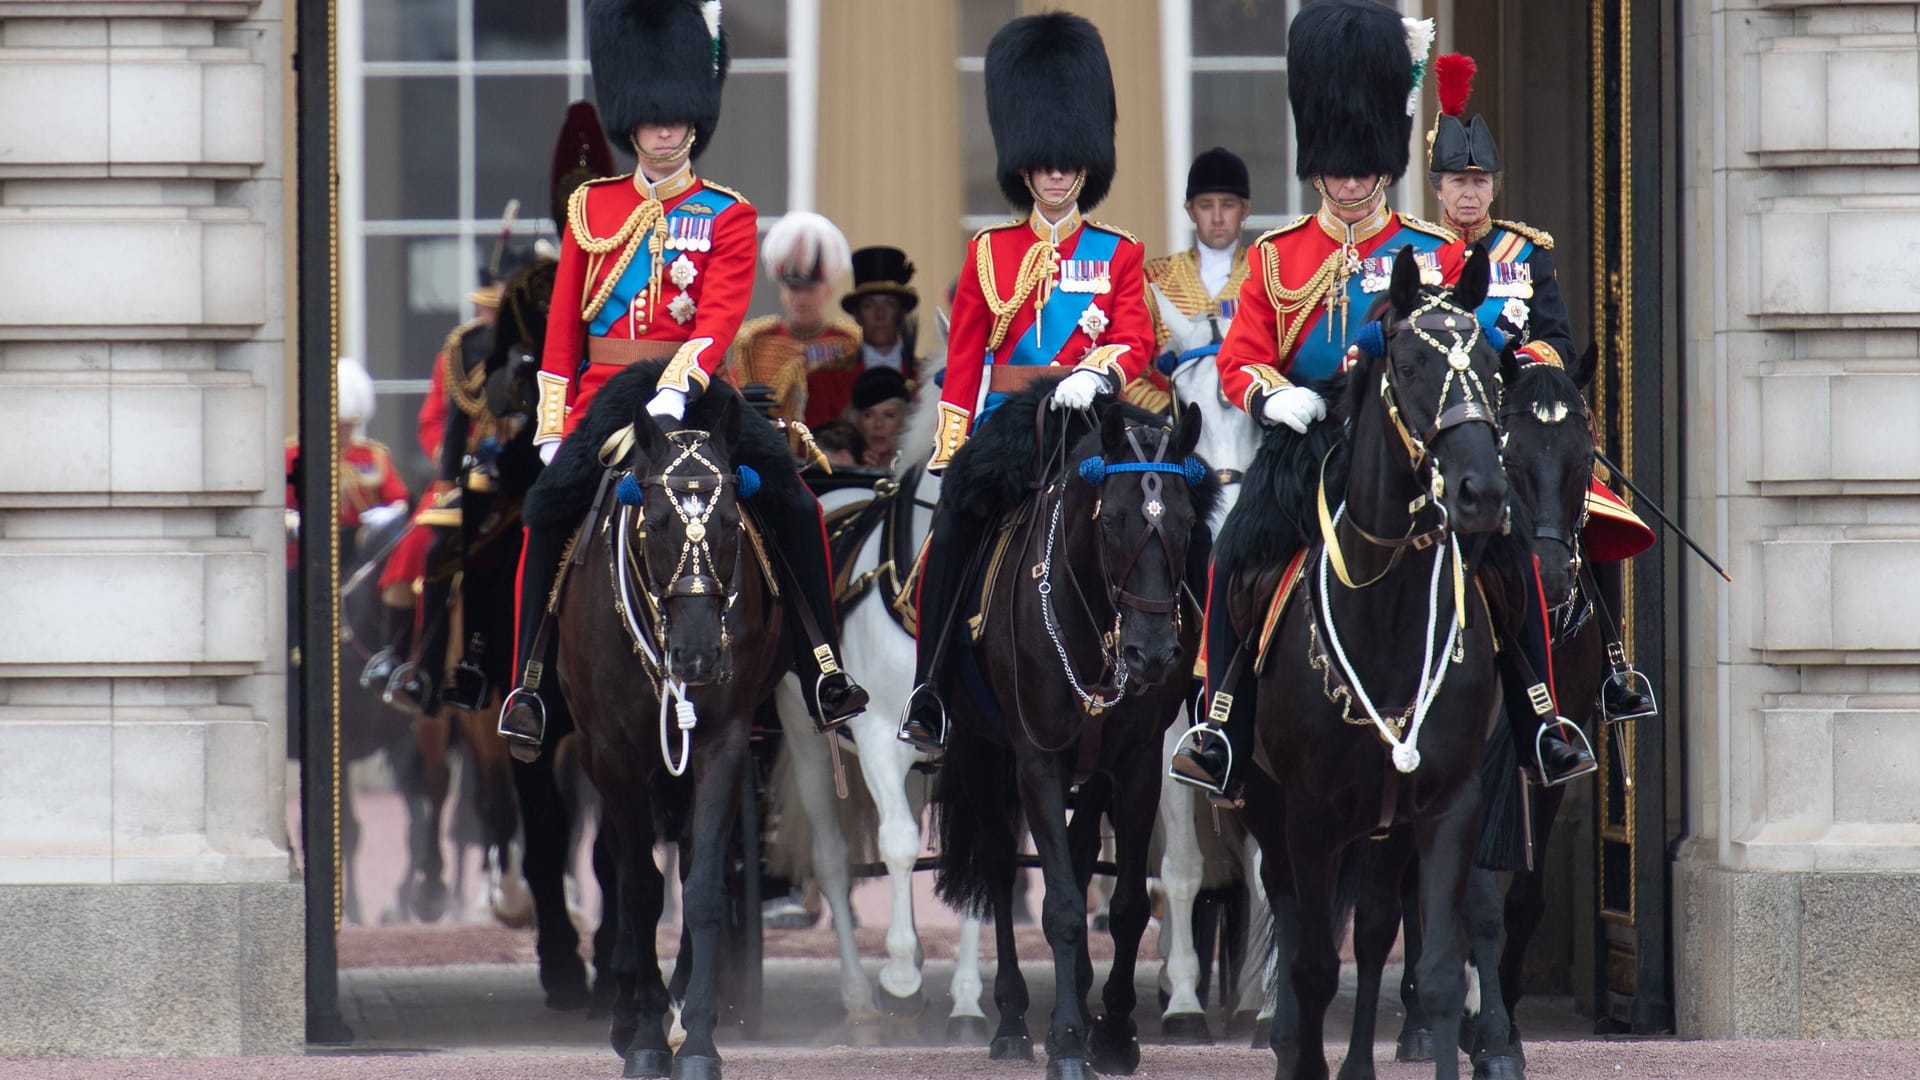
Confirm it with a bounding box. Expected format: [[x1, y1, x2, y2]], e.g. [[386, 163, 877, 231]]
[[932, 208, 1155, 467], [283, 437, 410, 570], [535, 167, 757, 446], [1217, 205, 1463, 414], [418, 357, 449, 460], [725, 314, 863, 428]]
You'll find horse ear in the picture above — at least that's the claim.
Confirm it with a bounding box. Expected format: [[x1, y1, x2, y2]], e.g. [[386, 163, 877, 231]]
[[1571, 341, 1599, 390], [1100, 401, 1127, 457], [1453, 243, 1492, 312], [1388, 245, 1423, 318], [631, 396, 669, 466], [1174, 401, 1203, 460], [716, 393, 744, 456]]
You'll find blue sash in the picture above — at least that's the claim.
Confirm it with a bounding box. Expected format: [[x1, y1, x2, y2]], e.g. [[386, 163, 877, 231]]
[[976, 226, 1122, 428], [1286, 225, 1453, 384], [587, 187, 738, 339]]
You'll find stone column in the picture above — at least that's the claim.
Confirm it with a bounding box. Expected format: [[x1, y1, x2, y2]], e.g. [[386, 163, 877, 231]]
[[0, 0, 301, 1054], [1677, 0, 1920, 1039]]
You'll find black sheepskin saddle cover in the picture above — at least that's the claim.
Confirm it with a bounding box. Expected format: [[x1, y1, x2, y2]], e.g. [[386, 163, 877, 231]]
[[523, 362, 803, 532]]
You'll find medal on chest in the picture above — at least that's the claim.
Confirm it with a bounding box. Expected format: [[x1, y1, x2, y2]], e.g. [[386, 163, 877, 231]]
[[1488, 260, 1534, 298], [667, 215, 714, 252], [803, 341, 841, 367], [1058, 258, 1112, 295], [1359, 251, 1442, 293]]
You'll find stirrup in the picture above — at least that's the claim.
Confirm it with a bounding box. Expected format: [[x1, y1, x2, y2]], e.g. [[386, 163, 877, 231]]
[[383, 663, 430, 714], [1534, 718, 1599, 788], [897, 683, 948, 754], [813, 669, 867, 731], [359, 648, 397, 689], [443, 659, 490, 712], [1601, 668, 1659, 724], [1168, 722, 1236, 802], [497, 687, 546, 763]]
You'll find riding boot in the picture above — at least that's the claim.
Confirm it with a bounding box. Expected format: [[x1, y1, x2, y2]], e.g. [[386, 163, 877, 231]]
[[1170, 560, 1254, 807], [753, 482, 868, 730], [899, 504, 985, 754], [390, 532, 455, 715], [359, 599, 412, 689], [498, 523, 564, 763], [1507, 562, 1597, 786]]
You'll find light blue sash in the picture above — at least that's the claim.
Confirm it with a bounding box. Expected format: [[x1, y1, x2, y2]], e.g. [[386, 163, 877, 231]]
[[587, 186, 738, 338]]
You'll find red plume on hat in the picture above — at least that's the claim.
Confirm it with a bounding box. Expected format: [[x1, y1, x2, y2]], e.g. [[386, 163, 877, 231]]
[[1435, 53, 1476, 118]]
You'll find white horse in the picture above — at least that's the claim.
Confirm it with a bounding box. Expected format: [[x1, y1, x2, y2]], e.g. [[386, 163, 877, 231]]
[[1149, 287, 1276, 1043], [773, 355, 993, 1040]]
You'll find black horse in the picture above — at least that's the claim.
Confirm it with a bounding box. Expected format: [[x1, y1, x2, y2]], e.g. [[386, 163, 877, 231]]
[[1384, 345, 1615, 1078], [538, 366, 794, 1080], [933, 392, 1217, 1080], [1235, 246, 1510, 1080]]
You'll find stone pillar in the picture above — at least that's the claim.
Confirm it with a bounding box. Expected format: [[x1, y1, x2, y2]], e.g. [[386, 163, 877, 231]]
[[0, 0, 301, 1055], [1677, 0, 1920, 1039], [817, 0, 965, 304]]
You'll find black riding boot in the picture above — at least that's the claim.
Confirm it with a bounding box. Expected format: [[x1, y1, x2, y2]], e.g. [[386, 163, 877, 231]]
[[360, 600, 413, 689], [754, 483, 868, 730], [1170, 560, 1254, 806], [899, 504, 984, 754], [389, 530, 456, 715], [498, 523, 564, 764], [1507, 565, 1597, 786]]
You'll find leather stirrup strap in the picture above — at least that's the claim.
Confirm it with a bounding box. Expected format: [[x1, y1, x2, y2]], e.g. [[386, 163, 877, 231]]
[[521, 467, 616, 690]]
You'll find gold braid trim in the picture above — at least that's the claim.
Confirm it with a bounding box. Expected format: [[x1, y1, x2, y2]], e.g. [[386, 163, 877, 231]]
[[570, 184, 668, 325], [1263, 242, 1349, 364], [442, 322, 491, 420], [976, 235, 1059, 351]]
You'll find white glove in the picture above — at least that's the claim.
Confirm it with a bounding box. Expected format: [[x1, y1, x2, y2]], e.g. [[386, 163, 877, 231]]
[[360, 501, 407, 531], [284, 509, 301, 539], [1049, 369, 1109, 411], [1261, 385, 1327, 433], [647, 387, 687, 422], [538, 441, 559, 466]]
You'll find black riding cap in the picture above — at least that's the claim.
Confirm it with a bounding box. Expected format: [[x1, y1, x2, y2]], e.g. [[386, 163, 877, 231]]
[[1186, 147, 1251, 202], [985, 13, 1119, 212], [1287, 0, 1414, 182], [588, 0, 729, 158]]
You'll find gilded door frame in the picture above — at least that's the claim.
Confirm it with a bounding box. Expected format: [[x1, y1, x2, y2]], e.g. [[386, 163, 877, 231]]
[[1586, 0, 1676, 1036], [294, 0, 351, 1044]]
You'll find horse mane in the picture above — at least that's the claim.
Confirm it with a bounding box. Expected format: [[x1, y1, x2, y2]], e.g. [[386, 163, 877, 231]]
[[892, 355, 946, 479], [489, 258, 558, 374], [937, 378, 1075, 519], [1213, 364, 1356, 577], [522, 362, 802, 532], [1065, 406, 1223, 529]]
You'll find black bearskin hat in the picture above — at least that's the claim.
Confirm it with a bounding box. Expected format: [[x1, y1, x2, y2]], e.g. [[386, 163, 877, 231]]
[[549, 100, 617, 226], [1288, 0, 1415, 182], [1186, 147, 1251, 201], [588, 0, 729, 159], [984, 13, 1118, 212]]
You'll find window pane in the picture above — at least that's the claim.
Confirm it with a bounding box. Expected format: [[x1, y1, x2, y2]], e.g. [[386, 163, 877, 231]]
[[1192, 71, 1293, 214], [365, 236, 465, 382], [368, 391, 435, 491], [473, 0, 567, 60], [365, 0, 457, 63], [958, 0, 1017, 57], [694, 71, 789, 216], [363, 77, 459, 221], [1192, 0, 1288, 58], [959, 71, 1004, 217], [723, 0, 787, 60], [475, 77, 574, 225]]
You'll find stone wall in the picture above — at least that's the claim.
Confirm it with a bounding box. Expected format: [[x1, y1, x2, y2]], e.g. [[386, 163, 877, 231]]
[[0, 0, 300, 1055], [1678, 0, 1920, 1038]]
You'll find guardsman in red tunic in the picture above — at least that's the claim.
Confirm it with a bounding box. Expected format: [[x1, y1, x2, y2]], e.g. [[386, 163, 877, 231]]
[[1426, 52, 1659, 723], [1169, 0, 1595, 801], [498, 0, 866, 759], [725, 212, 863, 427], [284, 357, 410, 571], [897, 13, 1155, 753]]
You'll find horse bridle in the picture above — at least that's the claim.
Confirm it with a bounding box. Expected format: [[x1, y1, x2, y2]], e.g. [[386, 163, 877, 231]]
[[1500, 379, 1596, 613], [1165, 352, 1245, 487], [1097, 425, 1187, 622], [624, 430, 743, 655]]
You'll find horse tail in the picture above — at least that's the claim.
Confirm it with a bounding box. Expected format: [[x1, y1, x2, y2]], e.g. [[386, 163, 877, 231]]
[[932, 724, 1019, 917], [1475, 710, 1529, 872]]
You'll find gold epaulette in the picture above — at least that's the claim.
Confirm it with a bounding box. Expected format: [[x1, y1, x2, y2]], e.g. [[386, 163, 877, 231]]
[[566, 178, 632, 248], [1254, 215, 1314, 245], [1143, 253, 1177, 282], [1398, 215, 1456, 242], [442, 317, 492, 419], [970, 219, 1022, 244], [1086, 220, 1139, 245], [1494, 219, 1555, 250], [729, 314, 784, 371], [700, 179, 752, 206]]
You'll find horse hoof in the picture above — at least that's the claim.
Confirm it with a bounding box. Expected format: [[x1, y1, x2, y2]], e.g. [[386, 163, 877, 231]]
[[1395, 1025, 1434, 1063], [989, 1033, 1034, 1061], [1160, 1011, 1212, 1045], [1046, 1058, 1095, 1080], [1335, 1057, 1377, 1080], [947, 1015, 991, 1047], [411, 880, 449, 924], [1271, 1038, 1301, 1080], [1088, 1027, 1142, 1075], [1249, 1018, 1273, 1051], [880, 987, 926, 1018], [623, 1049, 672, 1079], [670, 1054, 721, 1080], [1473, 1055, 1524, 1080]]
